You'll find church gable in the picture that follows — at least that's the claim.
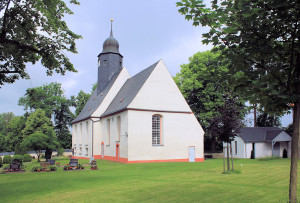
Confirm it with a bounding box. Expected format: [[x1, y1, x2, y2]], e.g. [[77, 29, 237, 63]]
[[128, 60, 192, 112], [92, 67, 130, 118]]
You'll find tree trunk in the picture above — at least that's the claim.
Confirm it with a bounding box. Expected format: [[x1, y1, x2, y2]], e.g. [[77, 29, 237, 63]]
[[230, 142, 234, 171], [289, 54, 300, 203], [227, 142, 230, 171], [223, 146, 225, 173], [211, 136, 216, 153], [253, 104, 257, 127], [289, 100, 300, 202]]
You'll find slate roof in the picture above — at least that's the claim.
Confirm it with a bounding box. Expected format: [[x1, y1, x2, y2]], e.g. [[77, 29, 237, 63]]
[[101, 60, 159, 117], [72, 70, 122, 123], [238, 127, 283, 142]]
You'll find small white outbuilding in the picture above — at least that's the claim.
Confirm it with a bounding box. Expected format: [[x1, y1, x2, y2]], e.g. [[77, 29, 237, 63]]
[[71, 24, 204, 163], [225, 127, 291, 159]]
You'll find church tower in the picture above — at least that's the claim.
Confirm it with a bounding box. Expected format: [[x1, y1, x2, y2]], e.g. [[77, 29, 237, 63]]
[[97, 19, 123, 94]]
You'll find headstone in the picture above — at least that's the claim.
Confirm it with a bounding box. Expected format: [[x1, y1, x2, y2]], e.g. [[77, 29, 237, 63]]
[[47, 159, 56, 165], [69, 159, 78, 167], [91, 160, 97, 170], [10, 159, 21, 171]]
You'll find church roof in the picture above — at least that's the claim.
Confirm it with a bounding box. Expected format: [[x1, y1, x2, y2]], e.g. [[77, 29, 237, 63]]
[[101, 61, 159, 117], [238, 127, 284, 142], [72, 70, 122, 123]]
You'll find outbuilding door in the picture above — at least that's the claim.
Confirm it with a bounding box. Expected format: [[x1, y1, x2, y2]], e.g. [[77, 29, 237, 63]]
[[273, 142, 280, 157], [189, 147, 195, 162]]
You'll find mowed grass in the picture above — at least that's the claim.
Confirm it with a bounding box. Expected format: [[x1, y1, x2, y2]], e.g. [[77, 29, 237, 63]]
[[0, 158, 296, 202]]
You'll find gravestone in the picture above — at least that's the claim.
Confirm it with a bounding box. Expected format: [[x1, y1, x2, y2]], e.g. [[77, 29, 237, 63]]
[[91, 160, 97, 169], [47, 159, 56, 165], [10, 159, 21, 171], [69, 159, 78, 167]]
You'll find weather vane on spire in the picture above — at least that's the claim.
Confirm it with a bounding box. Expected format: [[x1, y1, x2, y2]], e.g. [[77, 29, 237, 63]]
[[110, 19, 114, 37]]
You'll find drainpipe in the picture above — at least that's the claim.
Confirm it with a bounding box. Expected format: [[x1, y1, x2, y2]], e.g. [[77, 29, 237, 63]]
[[91, 119, 94, 160], [91, 118, 101, 161]]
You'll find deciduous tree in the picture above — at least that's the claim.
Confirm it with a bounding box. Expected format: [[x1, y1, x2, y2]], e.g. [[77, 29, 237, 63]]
[[0, 0, 81, 86], [174, 50, 245, 152], [177, 0, 300, 201]]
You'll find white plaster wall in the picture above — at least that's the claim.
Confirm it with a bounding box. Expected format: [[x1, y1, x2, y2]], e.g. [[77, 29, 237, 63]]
[[280, 142, 290, 158], [127, 110, 204, 161], [128, 60, 191, 112], [92, 119, 102, 157], [224, 137, 245, 158], [100, 111, 128, 159], [72, 124, 77, 155], [92, 68, 130, 117], [71, 120, 93, 158], [255, 142, 272, 158], [245, 143, 252, 159]]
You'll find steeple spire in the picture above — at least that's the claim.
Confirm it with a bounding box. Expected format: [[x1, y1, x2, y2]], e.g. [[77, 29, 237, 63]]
[[110, 19, 113, 37]]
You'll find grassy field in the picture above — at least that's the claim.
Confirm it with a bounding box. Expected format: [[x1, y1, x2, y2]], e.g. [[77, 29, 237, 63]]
[[0, 158, 297, 202]]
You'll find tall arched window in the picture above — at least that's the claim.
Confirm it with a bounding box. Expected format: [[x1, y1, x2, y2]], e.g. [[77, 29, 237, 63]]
[[152, 115, 162, 145]]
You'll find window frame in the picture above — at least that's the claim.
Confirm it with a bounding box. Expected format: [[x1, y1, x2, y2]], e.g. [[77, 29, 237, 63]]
[[152, 114, 162, 146]]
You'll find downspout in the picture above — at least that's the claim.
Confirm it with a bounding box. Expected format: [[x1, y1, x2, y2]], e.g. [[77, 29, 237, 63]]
[[91, 118, 101, 160], [91, 119, 94, 160]]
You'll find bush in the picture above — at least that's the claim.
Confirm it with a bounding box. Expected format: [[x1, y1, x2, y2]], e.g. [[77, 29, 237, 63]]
[[49, 166, 57, 171], [0, 156, 2, 168], [57, 148, 64, 156], [76, 163, 84, 170], [250, 150, 255, 159], [41, 154, 45, 159], [13, 155, 23, 164], [283, 149, 288, 158], [3, 155, 12, 164], [3, 165, 10, 170], [23, 154, 32, 162], [32, 166, 42, 172]]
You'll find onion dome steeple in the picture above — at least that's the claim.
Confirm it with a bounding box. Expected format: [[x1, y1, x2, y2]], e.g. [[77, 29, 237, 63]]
[[101, 19, 120, 54], [97, 19, 123, 95]]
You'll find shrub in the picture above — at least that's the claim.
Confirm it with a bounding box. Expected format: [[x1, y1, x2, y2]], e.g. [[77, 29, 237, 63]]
[[32, 166, 42, 172], [3, 165, 10, 170], [250, 150, 255, 159], [23, 154, 32, 162], [76, 163, 84, 170], [13, 155, 23, 164], [41, 154, 45, 159], [0, 156, 2, 167], [64, 164, 72, 170], [283, 149, 288, 158], [57, 148, 64, 156], [3, 155, 12, 164], [49, 166, 57, 171]]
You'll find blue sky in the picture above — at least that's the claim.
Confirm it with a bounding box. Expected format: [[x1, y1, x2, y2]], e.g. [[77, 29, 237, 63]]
[[0, 0, 292, 127]]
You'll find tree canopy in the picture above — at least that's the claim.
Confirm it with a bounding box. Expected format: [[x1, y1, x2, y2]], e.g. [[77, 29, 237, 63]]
[[177, 0, 300, 201], [174, 50, 245, 151], [19, 82, 74, 147], [0, 0, 81, 86]]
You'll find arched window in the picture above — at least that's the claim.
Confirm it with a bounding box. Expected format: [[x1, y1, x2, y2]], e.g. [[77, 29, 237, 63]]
[[152, 115, 162, 145]]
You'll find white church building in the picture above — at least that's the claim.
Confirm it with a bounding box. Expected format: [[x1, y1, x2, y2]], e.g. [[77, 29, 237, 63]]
[[71, 23, 204, 163]]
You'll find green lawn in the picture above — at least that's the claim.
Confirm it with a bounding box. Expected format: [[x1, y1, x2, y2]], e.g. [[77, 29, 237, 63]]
[[0, 158, 297, 202]]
